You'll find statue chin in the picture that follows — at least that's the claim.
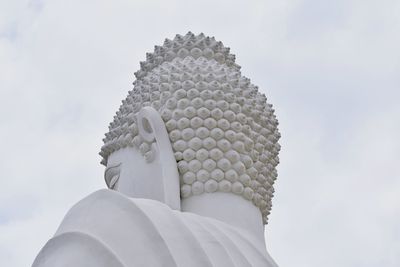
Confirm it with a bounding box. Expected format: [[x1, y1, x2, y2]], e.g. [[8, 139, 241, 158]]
[[33, 32, 281, 267]]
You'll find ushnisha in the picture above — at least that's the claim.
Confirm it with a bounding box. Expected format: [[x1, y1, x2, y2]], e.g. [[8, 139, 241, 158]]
[[100, 32, 280, 223]]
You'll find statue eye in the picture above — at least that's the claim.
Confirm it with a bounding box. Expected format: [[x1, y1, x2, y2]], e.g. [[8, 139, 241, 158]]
[[108, 175, 119, 190], [104, 163, 121, 190]]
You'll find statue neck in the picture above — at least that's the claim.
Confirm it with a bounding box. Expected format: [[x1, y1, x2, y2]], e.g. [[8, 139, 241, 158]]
[[181, 192, 266, 246]]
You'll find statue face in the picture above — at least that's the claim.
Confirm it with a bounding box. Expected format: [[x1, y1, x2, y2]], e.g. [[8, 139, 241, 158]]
[[105, 146, 165, 203]]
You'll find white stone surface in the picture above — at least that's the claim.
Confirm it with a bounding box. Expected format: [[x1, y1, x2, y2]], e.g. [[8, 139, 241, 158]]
[[181, 192, 266, 245], [105, 106, 181, 210], [100, 32, 281, 223], [33, 190, 278, 267], [33, 32, 281, 266]]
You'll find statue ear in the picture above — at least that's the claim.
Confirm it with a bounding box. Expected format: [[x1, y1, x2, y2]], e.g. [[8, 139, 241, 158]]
[[137, 107, 181, 211]]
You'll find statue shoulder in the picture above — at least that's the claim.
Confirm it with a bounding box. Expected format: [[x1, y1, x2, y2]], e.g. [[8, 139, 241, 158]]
[[33, 190, 277, 267]]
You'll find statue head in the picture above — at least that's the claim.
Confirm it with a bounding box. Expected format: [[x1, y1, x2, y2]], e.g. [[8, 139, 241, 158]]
[[99, 32, 280, 224]]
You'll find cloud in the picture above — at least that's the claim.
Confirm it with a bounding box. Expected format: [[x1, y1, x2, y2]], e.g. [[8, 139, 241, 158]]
[[0, 0, 399, 266]]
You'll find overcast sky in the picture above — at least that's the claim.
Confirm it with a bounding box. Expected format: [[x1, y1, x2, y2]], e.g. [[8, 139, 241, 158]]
[[0, 0, 399, 266]]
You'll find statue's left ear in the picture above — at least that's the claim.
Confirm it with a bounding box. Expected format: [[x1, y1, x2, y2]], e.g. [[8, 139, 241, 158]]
[[137, 107, 181, 211]]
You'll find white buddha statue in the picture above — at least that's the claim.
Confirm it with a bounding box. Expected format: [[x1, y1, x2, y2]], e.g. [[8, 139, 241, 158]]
[[33, 32, 281, 267]]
